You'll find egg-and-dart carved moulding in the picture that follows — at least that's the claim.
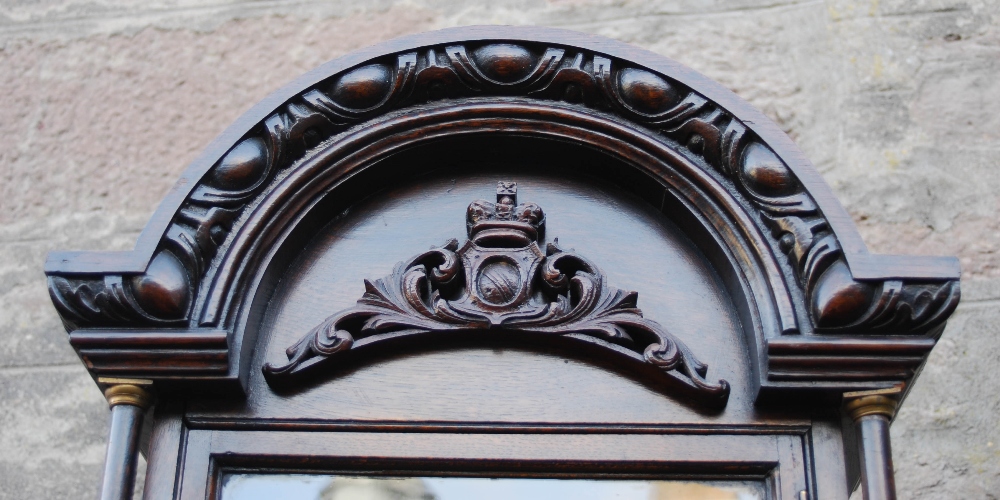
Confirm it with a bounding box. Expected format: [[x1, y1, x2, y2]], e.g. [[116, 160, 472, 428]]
[[45, 27, 959, 395], [264, 182, 730, 407], [48, 39, 958, 335]]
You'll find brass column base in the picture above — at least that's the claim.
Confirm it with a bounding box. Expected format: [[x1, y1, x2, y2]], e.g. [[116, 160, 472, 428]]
[[101, 378, 154, 410], [845, 393, 899, 421]]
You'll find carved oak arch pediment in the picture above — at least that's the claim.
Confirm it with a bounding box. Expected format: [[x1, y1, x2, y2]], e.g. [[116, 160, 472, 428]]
[[45, 26, 960, 401]]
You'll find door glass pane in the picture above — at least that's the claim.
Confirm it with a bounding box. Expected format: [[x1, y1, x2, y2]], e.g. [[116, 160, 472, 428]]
[[220, 474, 766, 500]]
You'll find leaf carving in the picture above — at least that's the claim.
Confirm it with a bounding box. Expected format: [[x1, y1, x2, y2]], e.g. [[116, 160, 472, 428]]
[[263, 182, 730, 407]]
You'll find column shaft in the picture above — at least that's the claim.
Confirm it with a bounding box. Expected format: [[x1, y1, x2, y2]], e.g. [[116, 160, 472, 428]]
[[856, 414, 896, 500], [97, 380, 153, 500], [100, 404, 145, 500]]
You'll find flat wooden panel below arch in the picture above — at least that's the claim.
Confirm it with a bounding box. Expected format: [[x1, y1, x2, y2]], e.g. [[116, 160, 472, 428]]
[[189, 171, 798, 426]]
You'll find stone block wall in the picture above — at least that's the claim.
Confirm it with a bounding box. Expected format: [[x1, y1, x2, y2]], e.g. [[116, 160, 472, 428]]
[[1, 1, 997, 498]]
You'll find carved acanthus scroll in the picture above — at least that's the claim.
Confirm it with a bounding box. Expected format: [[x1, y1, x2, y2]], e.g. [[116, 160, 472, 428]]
[[263, 182, 730, 406]]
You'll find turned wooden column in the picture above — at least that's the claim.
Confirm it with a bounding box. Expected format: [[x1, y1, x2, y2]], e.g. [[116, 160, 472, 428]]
[[844, 387, 902, 500], [98, 378, 153, 500]]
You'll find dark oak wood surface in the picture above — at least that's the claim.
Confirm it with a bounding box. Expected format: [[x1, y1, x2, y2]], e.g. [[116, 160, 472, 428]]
[[101, 405, 145, 500], [856, 415, 897, 500], [142, 403, 185, 499]]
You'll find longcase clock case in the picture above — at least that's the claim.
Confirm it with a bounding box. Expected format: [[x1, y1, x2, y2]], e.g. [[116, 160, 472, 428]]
[[44, 26, 960, 500]]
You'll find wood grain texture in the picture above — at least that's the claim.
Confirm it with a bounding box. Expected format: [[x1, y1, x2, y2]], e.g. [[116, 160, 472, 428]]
[[141, 404, 184, 500], [71, 329, 228, 376]]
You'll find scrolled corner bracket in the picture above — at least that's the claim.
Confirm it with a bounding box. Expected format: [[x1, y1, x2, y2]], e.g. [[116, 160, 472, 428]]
[[47, 249, 193, 331], [759, 192, 959, 335], [263, 181, 730, 408], [807, 258, 960, 335]]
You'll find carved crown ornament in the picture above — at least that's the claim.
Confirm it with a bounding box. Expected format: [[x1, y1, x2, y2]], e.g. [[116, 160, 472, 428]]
[[264, 182, 730, 407], [44, 27, 959, 394]]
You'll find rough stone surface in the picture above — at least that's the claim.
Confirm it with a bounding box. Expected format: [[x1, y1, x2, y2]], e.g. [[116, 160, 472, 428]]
[[0, 365, 109, 499], [0, 0, 997, 498], [891, 300, 1000, 499]]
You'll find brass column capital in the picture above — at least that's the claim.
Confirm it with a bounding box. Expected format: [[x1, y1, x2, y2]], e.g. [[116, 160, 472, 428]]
[[844, 386, 902, 421], [98, 378, 154, 410]]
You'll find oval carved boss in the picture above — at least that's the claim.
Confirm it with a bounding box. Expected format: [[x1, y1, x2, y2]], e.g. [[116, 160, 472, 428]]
[[617, 67, 683, 115], [129, 250, 191, 320], [328, 63, 395, 110], [207, 136, 270, 192], [471, 43, 539, 83]]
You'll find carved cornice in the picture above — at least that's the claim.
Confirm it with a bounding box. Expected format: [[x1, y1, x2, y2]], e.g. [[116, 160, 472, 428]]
[[70, 329, 229, 376], [264, 182, 730, 407], [46, 40, 958, 336]]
